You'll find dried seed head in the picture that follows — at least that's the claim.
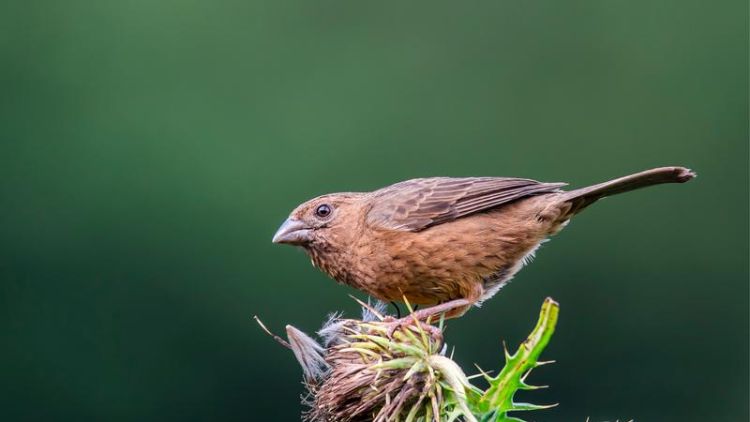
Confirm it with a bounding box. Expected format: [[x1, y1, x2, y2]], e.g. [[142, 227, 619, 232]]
[[286, 311, 476, 422]]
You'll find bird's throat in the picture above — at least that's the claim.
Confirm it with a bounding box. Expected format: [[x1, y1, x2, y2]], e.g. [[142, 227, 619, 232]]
[[306, 245, 359, 288]]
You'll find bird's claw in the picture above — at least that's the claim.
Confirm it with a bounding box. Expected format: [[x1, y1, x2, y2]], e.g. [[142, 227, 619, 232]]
[[381, 298, 473, 338], [384, 316, 442, 340]]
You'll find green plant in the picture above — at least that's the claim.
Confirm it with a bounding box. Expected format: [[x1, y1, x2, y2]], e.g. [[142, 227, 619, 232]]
[[256, 297, 559, 422]]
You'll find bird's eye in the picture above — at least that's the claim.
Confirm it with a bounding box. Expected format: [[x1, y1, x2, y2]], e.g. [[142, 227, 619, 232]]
[[315, 204, 332, 218]]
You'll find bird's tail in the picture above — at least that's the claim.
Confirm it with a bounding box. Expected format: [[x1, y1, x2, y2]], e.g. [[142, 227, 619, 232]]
[[561, 166, 696, 215]]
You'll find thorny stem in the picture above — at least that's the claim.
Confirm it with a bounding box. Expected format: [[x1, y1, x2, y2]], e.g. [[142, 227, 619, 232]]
[[478, 297, 559, 420]]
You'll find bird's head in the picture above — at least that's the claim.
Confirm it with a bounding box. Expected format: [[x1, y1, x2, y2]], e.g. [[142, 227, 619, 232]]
[[272, 192, 365, 252]]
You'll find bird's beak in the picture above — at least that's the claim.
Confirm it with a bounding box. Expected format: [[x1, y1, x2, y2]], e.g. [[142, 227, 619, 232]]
[[272, 218, 311, 245]]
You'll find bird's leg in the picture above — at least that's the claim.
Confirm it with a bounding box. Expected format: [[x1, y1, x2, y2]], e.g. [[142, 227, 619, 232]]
[[384, 298, 473, 338], [408, 298, 473, 321]]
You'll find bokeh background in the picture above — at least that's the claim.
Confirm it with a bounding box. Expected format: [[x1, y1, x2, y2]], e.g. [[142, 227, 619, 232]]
[[1, 1, 747, 421]]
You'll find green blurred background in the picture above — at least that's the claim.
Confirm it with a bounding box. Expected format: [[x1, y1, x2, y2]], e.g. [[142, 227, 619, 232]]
[[1, 1, 747, 421]]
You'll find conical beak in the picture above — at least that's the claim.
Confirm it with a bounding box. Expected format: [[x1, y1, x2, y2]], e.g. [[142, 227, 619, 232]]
[[272, 218, 311, 245]]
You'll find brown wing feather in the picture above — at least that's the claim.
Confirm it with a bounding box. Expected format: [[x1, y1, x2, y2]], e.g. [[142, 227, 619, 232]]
[[366, 177, 567, 231]]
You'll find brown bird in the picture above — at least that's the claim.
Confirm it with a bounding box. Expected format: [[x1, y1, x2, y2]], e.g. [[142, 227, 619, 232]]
[[273, 166, 695, 319]]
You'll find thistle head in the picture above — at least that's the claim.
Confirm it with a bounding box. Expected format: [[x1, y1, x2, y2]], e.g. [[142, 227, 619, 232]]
[[286, 303, 476, 422]]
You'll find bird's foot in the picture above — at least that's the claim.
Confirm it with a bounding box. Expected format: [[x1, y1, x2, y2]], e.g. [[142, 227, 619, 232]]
[[382, 298, 472, 338], [383, 316, 442, 340]]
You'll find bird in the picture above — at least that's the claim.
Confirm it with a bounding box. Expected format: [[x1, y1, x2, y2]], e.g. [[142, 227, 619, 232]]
[[272, 166, 695, 320]]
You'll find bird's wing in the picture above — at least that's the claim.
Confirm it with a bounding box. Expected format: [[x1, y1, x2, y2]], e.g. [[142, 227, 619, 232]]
[[366, 177, 567, 231]]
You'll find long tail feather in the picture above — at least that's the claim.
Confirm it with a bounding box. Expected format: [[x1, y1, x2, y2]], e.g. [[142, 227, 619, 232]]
[[562, 166, 695, 214]]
